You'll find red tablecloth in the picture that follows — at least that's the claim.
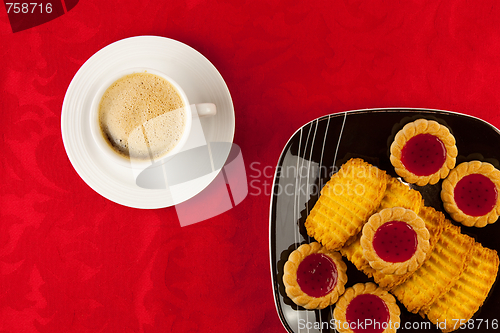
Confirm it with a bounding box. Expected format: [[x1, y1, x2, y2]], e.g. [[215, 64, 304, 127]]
[[2, 1, 500, 332]]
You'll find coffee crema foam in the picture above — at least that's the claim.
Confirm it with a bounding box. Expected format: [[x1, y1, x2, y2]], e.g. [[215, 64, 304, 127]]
[[98, 72, 186, 161]]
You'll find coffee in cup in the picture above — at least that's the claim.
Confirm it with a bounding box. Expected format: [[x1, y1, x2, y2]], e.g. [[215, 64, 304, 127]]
[[97, 71, 187, 161], [90, 68, 216, 170]]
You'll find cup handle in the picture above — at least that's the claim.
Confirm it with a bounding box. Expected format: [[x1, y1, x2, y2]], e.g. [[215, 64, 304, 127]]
[[192, 103, 216, 117]]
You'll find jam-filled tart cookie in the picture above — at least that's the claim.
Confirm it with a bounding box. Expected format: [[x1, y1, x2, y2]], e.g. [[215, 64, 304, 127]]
[[334, 282, 400, 333], [361, 207, 430, 275], [441, 161, 500, 227], [283, 242, 347, 309], [390, 118, 458, 186]]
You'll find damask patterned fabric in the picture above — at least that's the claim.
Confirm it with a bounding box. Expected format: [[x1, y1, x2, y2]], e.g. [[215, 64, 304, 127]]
[[1, 0, 500, 332]]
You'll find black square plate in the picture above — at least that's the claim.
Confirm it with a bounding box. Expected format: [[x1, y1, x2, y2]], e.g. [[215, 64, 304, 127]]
[[270, 108, 500, 333]]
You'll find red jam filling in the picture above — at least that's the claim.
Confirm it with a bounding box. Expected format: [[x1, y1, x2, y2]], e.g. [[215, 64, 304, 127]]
[[296, 253, 338, 298], [400, 133, 447, 176], [346, 294, 390, 333], [454, 174, 498, 216], [372, 221, 417, 263]]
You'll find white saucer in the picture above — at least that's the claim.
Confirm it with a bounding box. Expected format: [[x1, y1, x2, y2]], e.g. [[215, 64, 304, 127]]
[[61, 36, 235, 209]]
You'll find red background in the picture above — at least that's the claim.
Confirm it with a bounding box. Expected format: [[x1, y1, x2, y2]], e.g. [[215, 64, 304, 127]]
[[2, 1, 500, 332]]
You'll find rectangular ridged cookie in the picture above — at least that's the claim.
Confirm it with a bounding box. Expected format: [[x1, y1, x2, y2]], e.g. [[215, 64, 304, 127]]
[[371, 205, 446, 289], [422, 242, 499, 332], [417, 205, 446, 254], [305, 158, 387, 251], [340, 176, 430, 285], [339, 174, 423, 277], [390, 222, 474, 313], [371, 175, 426, 288], [339, 233, 371, 275], [379, 174, 423, 213]]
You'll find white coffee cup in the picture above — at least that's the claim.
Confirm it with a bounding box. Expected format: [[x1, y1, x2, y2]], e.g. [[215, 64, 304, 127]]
[[89, 67, 216, 169]]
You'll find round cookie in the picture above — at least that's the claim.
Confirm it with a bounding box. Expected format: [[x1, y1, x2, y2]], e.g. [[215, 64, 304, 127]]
[[334, 282, 400, 333], [390, 118, 457, 186], [282, 242, 347, 310], [360, 207, 430, 275], [441, 161, 500, 227]]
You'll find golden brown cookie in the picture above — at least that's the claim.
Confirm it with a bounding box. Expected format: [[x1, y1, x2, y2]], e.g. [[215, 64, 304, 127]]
[[340, 177, 441, 289], [441, 161, 500, 227], [390, 119, 457, 186], [283, 242, 347, 309], [360, 207, 430, 275], [391, 222, 474, 313], [422, 242, 499, 332], [342, 205, 446, 290], [378, 174, 423, 213], [334, 282, 400, 333], [305, 158, 387, 251]]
